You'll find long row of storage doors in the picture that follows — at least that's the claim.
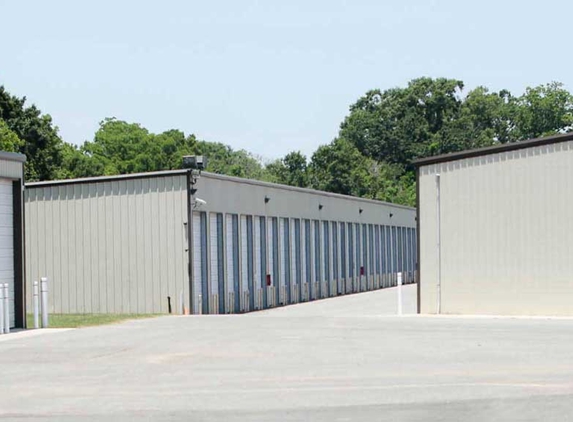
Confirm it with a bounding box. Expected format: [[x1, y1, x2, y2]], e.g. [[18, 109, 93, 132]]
[[192, 212, 417, 314]]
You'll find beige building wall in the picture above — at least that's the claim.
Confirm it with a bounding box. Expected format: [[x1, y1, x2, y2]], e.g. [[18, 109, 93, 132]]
[[25, 173, 189, 314], [419, 140, 573, 316]]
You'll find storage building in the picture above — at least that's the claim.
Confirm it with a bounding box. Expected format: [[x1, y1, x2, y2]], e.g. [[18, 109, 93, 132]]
[[0, 151, 26, 329], [25, 170, 417, 315], [416, 132, 573, 316]]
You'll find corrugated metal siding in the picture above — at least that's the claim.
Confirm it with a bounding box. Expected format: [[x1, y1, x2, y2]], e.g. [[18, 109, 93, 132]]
[[25, 175, 188, 314], [26, 169, 417, 316], [419, 140, 573, 315], [0, 159, 23, 180], [0, 180, 14, 327]]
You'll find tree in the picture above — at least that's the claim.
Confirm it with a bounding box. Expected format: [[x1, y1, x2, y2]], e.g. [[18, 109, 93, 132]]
[[0, 120, 24, 152], [264, 151, 309, 187], [309, 138, 370, 196], [511, 82, 573, 140], [195, 141, 266, 179], [339, 78, 466, 166], [0, 86, 65, 181]]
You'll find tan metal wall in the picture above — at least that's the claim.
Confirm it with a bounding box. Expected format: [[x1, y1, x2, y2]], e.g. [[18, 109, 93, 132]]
[[419, 140, 573, 316], [25, 174, 189, 314], [0, 158, 24, 180]]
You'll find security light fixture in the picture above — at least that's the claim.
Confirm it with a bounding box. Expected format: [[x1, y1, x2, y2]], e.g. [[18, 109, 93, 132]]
[[184, 155, 208, 208], [359, 208, 363, 214], [264, 195, 270, 204], [319, 204, 323, 210], [182, 155, 208, 171]]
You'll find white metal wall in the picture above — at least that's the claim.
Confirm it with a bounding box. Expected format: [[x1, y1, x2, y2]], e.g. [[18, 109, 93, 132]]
[[0, 180, 14, 327], [419, 140, 573, 315]]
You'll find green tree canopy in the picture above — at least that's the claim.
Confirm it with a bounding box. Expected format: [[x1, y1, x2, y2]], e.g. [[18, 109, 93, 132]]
[[0, 86, 65, 181], [265, 151, 309, 187]]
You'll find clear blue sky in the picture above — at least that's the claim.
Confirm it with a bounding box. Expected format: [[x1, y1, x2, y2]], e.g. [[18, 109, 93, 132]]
[[1, 0, 571, 161]]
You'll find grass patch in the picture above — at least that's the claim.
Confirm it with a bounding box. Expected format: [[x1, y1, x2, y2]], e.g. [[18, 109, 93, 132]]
[[26, 313, 159, 329]]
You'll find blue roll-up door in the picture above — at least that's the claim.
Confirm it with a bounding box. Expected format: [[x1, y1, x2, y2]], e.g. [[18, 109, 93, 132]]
[[280, 218, 290, 304], [226, 214, 240, 313], [269, 217, 279, 306], [323, 221, 330, 296], [246, 216, 255, 311], [332, 222, 338, 293], [313, 220, 321, 299], [293, 219, 302, 302]]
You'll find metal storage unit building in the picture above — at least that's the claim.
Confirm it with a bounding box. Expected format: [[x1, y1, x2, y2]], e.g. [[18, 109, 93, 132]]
[[416, 132, 573, 316], [0, 152, 26, 329], [25, 170, 416, 315]]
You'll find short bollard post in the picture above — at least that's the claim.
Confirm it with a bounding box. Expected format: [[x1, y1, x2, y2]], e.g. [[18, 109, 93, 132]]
[[33, 281, 40, 329], [397, 272, 403, 316], [3, 284, 9, 333], [40, 277, 49, 328]]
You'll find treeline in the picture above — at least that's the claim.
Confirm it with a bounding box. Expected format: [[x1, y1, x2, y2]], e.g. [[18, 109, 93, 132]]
[[1, 78, 572, 206]]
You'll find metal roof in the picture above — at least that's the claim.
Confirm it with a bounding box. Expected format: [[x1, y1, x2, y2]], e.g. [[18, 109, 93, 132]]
[[0, 151, 26, 163], [413, 132, 573, 167], [26, 168, 414, 210]]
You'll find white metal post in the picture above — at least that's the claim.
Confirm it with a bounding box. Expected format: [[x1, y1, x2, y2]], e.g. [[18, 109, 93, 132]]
[[3, 283, 9, 333], [397, 272, 403, 316], [33, 281, 40, 329], [40, 277, 49, 328], [0, 283, 4, 334]]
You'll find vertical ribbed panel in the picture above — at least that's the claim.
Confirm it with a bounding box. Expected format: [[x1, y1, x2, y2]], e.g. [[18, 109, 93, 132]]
[[267, 218, 274, 285], [226, 215, 234, 294], [419, 141, 573, 315], [25, 175, 189, 314], [279, 218, 286, 287], [209, 213, 219, 296], [192, 212, 203, 314], [240, 215, 249, 294]]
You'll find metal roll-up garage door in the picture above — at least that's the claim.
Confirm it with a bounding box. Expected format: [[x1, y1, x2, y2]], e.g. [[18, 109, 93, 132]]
[[209, 213, 224, 314], [254, 216, 262, 309], [267, 217, 275, 307], [192, 212, 203, 314], [291, 219, 299, 303], [300, 220, 307, 301], [291, 219, 304, 302], [226, 214, 240, 313], [240, 216, 249, 311], [0, 180, 14, 327]]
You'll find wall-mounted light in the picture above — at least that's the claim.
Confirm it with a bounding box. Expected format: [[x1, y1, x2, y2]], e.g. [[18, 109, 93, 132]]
[[389, 213, 393, 218], [318, 204, 323, 210], [264, 195, 270, 204], [359, 208, 363, 214]]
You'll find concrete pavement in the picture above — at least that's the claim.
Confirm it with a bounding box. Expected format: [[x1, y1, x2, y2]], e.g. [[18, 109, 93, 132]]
[[1, 285, 573, 421]]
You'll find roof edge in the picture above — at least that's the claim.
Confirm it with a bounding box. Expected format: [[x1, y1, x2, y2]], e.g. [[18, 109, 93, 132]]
[[413, 132, 573, 167], [26, 169, 189, 187], [0, 151, 26, 163], [25, 168, 415, 211], [202, 171, 415, 210]]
